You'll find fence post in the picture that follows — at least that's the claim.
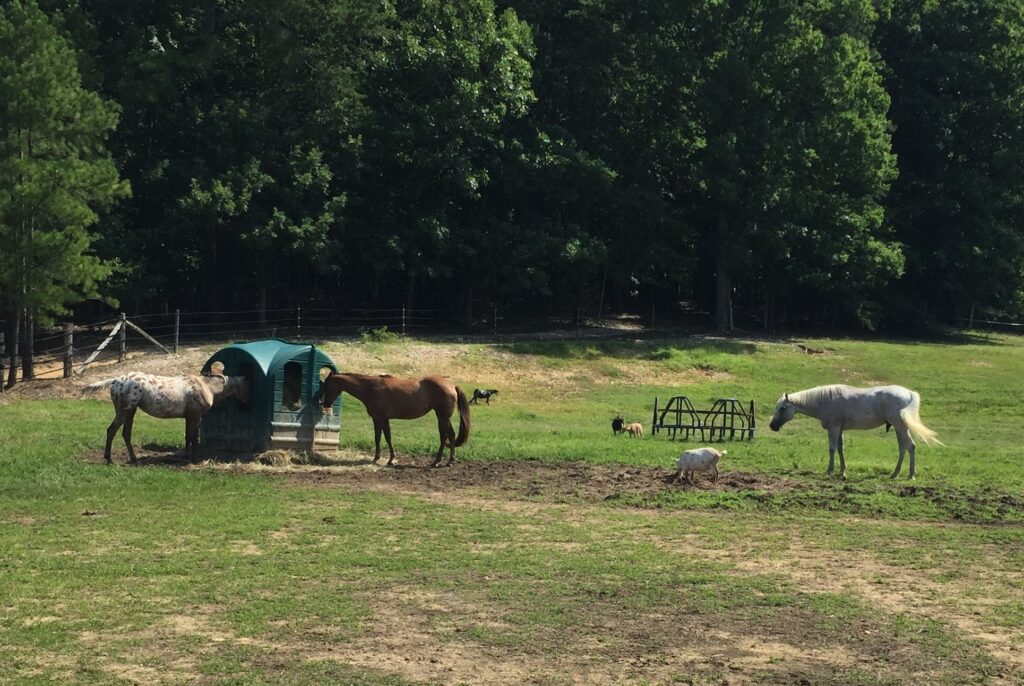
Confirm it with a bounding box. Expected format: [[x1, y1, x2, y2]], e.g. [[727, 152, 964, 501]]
[[174, 309, 180, 354], [968, 303, 975, 330], [401, 306, 406, 336], [63, 323, 73, 378], [0, 332, 5, 393], [297, 306, 302, 340], [493, 305, 498, 337], [118, 312, 127, 362]]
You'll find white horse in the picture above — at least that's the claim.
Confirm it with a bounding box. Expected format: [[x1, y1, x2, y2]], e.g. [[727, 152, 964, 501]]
[[83, 371, 250, 464], [768, 384, 943, 479]]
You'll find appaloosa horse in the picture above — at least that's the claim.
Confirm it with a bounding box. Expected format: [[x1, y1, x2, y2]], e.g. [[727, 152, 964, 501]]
[[84, 371, 250, 464], [317, 373, 470, 466], [769, 384, 943, 479]]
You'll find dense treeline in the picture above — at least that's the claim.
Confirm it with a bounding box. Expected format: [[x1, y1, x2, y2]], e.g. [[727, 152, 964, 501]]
[[3, 0, 1024, 361]]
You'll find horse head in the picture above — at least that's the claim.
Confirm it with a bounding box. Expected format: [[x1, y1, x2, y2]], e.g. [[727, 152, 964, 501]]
[[230, 376, 252, 408], [769, 393, 797, 431], [316, 374, 341, 415]]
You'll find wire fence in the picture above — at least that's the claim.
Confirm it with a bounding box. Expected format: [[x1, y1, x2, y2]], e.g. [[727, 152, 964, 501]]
[[0, 306, 439, 386], [3, 303, 1024, 388]]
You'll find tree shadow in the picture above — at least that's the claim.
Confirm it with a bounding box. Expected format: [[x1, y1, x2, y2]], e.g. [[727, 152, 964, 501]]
[[497, 335, 758, 360]]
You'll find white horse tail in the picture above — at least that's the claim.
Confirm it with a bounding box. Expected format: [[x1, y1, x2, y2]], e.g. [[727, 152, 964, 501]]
[[82, 378, 118, 396], [900, 391, 945, 446]]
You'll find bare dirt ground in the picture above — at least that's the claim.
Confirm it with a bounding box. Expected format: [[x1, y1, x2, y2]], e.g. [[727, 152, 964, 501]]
[[78, 446, 797, 502], [0, 345, 212, 404]]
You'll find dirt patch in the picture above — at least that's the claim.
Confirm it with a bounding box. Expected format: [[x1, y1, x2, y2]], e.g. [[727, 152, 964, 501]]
[[306, 584, 953, 686], [280, 457, 797, 503], [0, 345, 211, 404], [80, 445, 798, 505]]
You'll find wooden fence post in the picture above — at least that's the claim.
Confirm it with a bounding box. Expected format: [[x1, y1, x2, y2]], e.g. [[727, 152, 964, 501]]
[[0, 332, 5, 393], [174, 309, 180, 354], [118, 312, 127, 362], [63, 323, 73, 378], [401, 306, 406, 336], [297, 305, 302, 340]]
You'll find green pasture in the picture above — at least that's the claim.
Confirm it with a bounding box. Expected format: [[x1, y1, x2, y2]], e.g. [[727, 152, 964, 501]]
[[325, 332, 1024, 520], [1, 332, 1022, 684]]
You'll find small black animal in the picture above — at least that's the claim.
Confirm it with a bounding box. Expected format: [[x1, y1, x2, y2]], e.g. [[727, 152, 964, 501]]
[[612, 415, 624, 435], [471, 389, 499, 405]]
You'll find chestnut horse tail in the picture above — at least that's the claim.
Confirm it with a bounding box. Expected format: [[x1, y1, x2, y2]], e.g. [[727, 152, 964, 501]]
[[452, 386, 471, 447]]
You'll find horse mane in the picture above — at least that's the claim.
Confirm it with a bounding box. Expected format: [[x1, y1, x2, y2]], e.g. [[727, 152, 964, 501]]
[[789, 384, 847, 407]]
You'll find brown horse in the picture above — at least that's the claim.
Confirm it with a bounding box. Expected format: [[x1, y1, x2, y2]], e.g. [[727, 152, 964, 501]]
[[317, 373, 470, 467]]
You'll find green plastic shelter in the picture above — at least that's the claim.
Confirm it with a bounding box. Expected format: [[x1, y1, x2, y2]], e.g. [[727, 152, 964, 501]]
[[199, 340, 342, 452]]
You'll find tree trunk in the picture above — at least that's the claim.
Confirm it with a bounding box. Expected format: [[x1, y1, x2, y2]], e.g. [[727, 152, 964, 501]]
[[464, 283, 474, 327], [405, 270, 416, 313], [6, 309, 20, 389], [714, 210, 733, 332], [20, 308, 34, 380]]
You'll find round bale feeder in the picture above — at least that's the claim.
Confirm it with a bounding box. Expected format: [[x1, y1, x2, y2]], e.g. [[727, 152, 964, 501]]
[[200, 340, 342, 453]]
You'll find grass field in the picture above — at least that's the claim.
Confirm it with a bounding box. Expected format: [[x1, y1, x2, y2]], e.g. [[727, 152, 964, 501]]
[[1, 331, 1022, 685]]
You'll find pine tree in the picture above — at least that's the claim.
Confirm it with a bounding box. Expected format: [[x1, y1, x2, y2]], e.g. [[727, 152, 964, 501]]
[[0, 0, 128, 387]]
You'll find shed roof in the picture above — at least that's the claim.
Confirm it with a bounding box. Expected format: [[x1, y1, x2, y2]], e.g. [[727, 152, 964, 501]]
[[206, 340, 336, 377]]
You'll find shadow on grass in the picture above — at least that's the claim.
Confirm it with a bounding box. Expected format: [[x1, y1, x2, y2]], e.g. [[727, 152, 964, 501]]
[[499, 337, 758, 360]]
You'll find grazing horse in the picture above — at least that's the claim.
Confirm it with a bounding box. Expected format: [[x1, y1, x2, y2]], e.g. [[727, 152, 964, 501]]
[[317, 373, 470, 467], [769, 384, 943, 479], [83, 371, 250, 464]]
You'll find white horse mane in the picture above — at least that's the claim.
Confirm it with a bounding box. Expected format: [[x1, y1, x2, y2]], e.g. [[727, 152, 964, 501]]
[[786, 384, 847, 407]]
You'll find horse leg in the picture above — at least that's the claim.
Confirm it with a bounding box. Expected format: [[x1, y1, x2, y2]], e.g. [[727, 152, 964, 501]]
[[104, 409, 128, 464], [837, 430, 847, 479], [185, 412, 201, 461], [122, 408, 139, 464], [372, 419, 383, 463], [890, 427, 909, 479], [382, 420, 396, 466], [712, 465, 719, 483], [906, 432, 917, 480], [826, 427, 839, 475], [433, 413, 451, 467]]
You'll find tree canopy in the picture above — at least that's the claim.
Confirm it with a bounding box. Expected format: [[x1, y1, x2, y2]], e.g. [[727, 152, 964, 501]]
[[3, 0, 1024, 336]]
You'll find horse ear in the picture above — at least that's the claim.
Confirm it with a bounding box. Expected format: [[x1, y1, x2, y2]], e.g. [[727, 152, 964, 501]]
[[784, 393, 789, 402]]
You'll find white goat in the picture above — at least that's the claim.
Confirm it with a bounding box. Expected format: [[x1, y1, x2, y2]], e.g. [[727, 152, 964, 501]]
[[675, 447, 727, 484]]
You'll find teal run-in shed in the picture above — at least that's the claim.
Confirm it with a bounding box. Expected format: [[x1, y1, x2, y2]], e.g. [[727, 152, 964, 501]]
[[199, 340, 342, 452]]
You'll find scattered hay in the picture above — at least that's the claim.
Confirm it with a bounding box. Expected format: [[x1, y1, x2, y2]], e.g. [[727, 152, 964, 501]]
[[192, 448, 376, 474]]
